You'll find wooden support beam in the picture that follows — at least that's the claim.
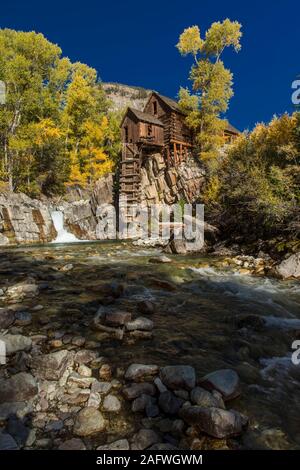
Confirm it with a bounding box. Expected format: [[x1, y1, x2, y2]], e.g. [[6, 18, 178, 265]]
[[170, 139, 193, 148], [173, 142, 177, 165]]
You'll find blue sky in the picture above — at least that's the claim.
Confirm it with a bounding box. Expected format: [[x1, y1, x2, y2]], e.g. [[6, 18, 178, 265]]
[[1, 0, 299, 130]]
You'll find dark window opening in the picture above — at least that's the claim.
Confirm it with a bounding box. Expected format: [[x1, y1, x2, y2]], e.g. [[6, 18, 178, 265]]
[[153, 101, 157, 115], [124, 126, 128, 142], [147, 125, 152, 136]]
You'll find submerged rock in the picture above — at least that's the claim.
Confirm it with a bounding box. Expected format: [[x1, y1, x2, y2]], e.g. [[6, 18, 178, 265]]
[[74, 407, 106, 436], [149, 255, 172, 264], [29, 350, 73, 380], [160, 365, 196, 391], [0, 308, 15, 328], [0, 432, 19, 450], [190, 387, 225, 409], [0, 333, 32, 355], [158, 391, 183, 415], [126, 317, 154, 331], [105, 310, 131, 326], [0, 372, 38, 402], [0, 402, 33, 421], [123, 382, 156, 400], [14, 311, 32, 326], [125, 364, 159, 382], [138, 300, 155, 315], [74, 349, 98, 365], [131, 429, 160, 450], [132, 394, 155, 413], [199, 369, 240, 401], [58, 438, 86, 450], [6, 282, 39, 298], [236, 314, 265, 331], [97, 439, 130, 451], [180, 406, 244, 438]]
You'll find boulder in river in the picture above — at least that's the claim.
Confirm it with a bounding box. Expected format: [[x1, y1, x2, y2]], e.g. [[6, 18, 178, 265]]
[[190, 387, 225, 409], [149, 255, 172, 264], [125, 364, 159, 382], [126, 317, 154, 331], [158, 390, 183, 415], [180, 406, 244, 438], [102, 394, 121, 412], [276, 253, 300, 279], [164, 239, 187, 255], [160, 365, 196, 391], [123, 382, 156, 400], [199, 369, 240, 401], [74, 407, 106, 436], [137, 300, 155, 315], [105, 310, 131, 326], [131, 428, 160, 450]]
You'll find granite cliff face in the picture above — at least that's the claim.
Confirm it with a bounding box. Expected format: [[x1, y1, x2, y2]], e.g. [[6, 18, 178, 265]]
[[0, 193, 55, 245], [140, 153, 205, 205]]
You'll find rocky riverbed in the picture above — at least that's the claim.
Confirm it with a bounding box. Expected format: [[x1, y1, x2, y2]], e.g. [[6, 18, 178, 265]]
[[0, 241, 299, 450]]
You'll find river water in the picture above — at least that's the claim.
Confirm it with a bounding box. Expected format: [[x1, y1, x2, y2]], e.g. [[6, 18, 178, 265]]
[[1, 241, 300, 449]]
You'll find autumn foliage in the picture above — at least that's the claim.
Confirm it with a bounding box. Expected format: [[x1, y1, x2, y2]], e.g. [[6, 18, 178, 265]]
[[0, 29, 120, 196]]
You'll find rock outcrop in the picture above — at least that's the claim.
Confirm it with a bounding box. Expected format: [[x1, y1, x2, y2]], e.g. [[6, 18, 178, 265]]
[[140, 153, 205, 205], [276, 252, 300, 279], [0, 192, 55, 245], [0, 174, 114, 245]]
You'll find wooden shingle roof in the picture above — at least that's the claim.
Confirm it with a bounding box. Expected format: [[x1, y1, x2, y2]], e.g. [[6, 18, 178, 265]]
[[123, 107, 164, 126], [225, 122, 240, 135]]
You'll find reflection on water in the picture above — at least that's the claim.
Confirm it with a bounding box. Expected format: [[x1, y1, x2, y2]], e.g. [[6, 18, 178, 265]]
[[1, 241, 300, 449]]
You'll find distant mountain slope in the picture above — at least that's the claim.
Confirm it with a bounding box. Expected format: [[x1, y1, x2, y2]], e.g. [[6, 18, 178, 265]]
[[103, 82, 151, 111]]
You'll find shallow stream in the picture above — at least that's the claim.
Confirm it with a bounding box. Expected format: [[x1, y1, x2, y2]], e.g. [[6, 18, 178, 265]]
[[1, 241, 299, 449]]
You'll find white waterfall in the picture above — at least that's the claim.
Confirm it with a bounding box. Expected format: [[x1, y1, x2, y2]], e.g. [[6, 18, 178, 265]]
[[51, 210, 79, 243]]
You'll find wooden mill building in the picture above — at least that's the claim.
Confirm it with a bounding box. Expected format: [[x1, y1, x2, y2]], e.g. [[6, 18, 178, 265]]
[[120, 91, 239, 204]]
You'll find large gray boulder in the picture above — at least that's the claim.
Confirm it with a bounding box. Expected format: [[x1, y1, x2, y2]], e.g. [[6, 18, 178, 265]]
[[180, 406, 244, 438], [199, 369, 240, 401], [276, 253, 300, 279], [160, 365, 196, 391]]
